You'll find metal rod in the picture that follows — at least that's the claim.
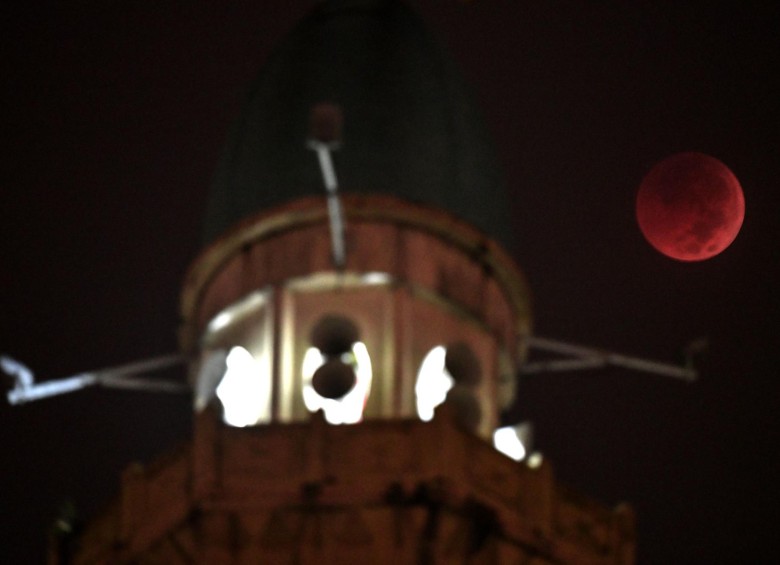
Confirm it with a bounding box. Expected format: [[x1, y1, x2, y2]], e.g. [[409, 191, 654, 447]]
[[5, 353, 188, 405], [88, 353, 185, 380], [98, 375, 189, 393], [312, 143, 346, 268], [525, 336, 697, 382], [520, 358, 607, 375], [7, 374, 97, 404], [307, 103, 346, 269]]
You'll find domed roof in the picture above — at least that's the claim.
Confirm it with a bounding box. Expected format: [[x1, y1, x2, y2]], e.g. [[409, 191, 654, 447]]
[[204, 0, 511, 246]]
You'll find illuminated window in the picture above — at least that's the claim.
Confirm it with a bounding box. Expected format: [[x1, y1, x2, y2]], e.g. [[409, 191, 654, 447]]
[[415, 345, 453, 422], [493, 423, 532, 461], [493, 426, 526, 461], [216, 346, 272, 427], [197, 289, 274, 426], [302, 342, 372, 424]]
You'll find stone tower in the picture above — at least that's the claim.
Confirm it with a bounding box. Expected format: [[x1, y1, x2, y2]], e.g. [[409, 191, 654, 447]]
[[60, 2, 635, 563]]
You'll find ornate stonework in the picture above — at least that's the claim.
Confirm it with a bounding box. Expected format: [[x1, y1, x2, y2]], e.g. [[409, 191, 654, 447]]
[[64, 405, 634, 564]]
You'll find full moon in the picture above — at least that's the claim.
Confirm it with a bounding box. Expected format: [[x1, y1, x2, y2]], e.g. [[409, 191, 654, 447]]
[[636, 152, 745, 261]]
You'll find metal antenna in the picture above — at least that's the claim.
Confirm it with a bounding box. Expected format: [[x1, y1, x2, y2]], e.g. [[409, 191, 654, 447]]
[[2, 354, 188, 405], [521, 336, 699, 382], [307, 102, 346, 268]]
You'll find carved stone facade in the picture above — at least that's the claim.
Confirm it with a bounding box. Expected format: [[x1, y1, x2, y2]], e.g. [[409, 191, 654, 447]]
[[65, 405, 634, 564], [56, 193, 635, 564]]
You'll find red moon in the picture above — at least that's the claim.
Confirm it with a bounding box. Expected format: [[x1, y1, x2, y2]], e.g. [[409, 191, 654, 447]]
[[636, 152, 745, 261]]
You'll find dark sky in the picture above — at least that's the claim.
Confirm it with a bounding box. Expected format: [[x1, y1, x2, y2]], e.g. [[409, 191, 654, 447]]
[[1, 2, 778, 563]]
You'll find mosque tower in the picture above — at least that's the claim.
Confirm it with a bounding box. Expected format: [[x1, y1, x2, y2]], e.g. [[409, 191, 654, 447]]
[[59, 2, 635, 563]]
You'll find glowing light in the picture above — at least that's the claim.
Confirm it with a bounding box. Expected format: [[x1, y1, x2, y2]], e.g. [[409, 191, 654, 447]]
[[207, 311, 233, 333], [302, 342, 372, 425], [361, 272, 392, 285], [216, 346, 271, 427], [493, 426, 527, 461], [527, 452, 544, 469], [205, 290, 270, 336], [415, 346, 453, 422]]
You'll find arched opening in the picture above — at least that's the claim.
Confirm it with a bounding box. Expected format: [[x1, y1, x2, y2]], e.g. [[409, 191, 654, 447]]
[[302, 341, 372, 424]]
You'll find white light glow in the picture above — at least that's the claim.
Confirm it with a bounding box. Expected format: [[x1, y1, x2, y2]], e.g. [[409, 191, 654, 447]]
[[302, 342, 372, 425], [493, 426, 527, 461], [415, 346, 453, 422], [361, 272, 392, 285], [527, 452, 544, 469], [216, 346, 271, 427], [207, 311, 233, 334], [205, 290, 270, 336]]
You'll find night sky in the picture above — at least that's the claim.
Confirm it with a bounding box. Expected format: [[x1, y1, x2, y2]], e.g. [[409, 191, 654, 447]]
[[1, 2, 778, 563]]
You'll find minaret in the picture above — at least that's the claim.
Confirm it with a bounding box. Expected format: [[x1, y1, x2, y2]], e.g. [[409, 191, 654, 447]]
[[62, 2, 634, 563]]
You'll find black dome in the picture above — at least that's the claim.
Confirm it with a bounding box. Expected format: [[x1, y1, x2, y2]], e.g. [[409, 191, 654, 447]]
[[205, 0, 511, 246]]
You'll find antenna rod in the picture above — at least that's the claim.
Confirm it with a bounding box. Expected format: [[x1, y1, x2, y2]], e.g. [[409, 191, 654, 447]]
[[307, 102, 346, 268], [2, 354, 187, 405], [523, 336, 697, 382]]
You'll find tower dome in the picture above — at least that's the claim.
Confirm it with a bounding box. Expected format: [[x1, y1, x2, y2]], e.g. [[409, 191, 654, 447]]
[[204, 0, 511, 246], [182, 0, 531, 437]]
